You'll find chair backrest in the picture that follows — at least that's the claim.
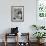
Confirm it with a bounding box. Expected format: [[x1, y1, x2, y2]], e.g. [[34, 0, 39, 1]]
[[18, 33, 29, 42]]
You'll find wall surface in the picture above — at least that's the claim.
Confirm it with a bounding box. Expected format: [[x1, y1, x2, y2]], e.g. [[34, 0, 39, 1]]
[[0, 0, 36, 42]]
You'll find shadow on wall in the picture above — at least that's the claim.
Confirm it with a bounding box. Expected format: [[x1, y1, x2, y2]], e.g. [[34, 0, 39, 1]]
[[2, 28, 11, 34]]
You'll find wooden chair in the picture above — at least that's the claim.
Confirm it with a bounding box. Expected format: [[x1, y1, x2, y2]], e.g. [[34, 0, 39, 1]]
[[4, 33, 18, 46], [18, 33, 30, 46]]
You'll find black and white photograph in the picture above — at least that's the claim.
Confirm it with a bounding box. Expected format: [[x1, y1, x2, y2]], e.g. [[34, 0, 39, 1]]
[[11, 6, 24, 22]]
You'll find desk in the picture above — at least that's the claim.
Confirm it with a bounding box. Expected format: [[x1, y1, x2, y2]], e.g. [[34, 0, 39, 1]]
[[4, 33, 30, 46]]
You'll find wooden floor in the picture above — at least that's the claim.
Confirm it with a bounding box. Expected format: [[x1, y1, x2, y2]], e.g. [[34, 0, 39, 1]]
[[0, 42, 46, 46]]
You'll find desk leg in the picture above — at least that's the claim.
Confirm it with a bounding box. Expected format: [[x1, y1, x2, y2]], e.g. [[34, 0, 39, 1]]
[[4, 34, 7, 46], [16, 34, 18, 46]]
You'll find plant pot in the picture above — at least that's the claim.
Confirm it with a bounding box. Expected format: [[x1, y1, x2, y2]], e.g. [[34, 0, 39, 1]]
[[37, 39, 40, 43], [40, 38, 45, 43], [37, 39, 45, 44]]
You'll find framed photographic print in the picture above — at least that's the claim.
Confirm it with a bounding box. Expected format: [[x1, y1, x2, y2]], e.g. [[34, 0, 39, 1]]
[[11, 6, 24, 22]]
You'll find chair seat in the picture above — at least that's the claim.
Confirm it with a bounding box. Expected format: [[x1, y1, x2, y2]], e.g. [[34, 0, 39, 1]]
[[6, 33, 17, 36]]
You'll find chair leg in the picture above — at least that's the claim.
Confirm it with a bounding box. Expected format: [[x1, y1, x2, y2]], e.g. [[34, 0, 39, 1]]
[[4, 41, 7, 46]]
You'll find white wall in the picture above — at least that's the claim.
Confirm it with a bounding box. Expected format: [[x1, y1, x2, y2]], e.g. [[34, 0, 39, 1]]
[[0, 0, 36, 33], [0, 0, 36, 42]]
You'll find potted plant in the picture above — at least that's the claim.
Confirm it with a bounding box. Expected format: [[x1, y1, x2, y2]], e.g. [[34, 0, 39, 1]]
[[33, 32, 46, 43]]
